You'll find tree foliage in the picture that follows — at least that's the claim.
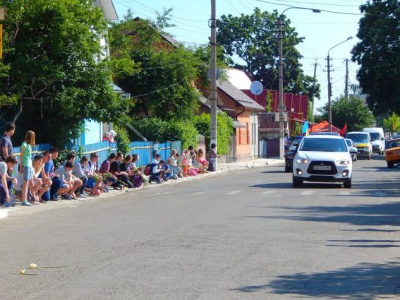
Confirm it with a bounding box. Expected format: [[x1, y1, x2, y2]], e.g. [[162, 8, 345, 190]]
[[217, 8, 320, 99], [317, 96, 374, 131], [383, 112, 400, 133], [109, 16, 201, 121], [193, 112, 233, 155], [129, 117, 198, 149], [0, 0, 130, 147], [351, 0, 400, 116]]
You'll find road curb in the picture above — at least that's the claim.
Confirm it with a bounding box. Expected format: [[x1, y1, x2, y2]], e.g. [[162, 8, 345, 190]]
[[0, 209, 9, 219]]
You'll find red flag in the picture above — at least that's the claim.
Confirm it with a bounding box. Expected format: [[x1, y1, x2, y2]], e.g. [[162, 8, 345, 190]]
[[339, 123, 347, 137]]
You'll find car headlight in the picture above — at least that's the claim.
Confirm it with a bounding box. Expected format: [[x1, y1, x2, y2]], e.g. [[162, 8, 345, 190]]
[[296, 158, 309, 164], [336, 159, 350, 165], [364, 146, 370, 151]]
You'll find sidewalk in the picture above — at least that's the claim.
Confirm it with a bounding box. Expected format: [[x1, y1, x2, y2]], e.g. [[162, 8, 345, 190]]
[[0, 158, 284, 220]]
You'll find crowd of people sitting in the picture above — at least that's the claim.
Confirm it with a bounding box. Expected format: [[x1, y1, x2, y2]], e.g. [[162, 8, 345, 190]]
[[0, 126, 219, 208]]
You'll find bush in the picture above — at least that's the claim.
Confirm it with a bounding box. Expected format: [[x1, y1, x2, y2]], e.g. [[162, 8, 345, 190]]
[[193, 112, 233, 155], [114, 126, 130, 155], [129, 118, 198, 148]]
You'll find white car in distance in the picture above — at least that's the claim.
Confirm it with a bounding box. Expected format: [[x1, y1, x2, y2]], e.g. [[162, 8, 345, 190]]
[[292, 135, 356, 188]]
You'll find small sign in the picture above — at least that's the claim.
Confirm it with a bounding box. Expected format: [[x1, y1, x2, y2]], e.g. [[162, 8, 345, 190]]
[[207, 68, 221, 81], [275, 112, 288, 122]]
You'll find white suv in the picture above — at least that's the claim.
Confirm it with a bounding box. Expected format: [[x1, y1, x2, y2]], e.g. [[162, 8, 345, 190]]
[[292, 135, 356, 188]]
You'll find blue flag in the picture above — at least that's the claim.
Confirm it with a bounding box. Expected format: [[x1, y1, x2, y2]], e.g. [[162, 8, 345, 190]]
[[302, 121, 309, 134]]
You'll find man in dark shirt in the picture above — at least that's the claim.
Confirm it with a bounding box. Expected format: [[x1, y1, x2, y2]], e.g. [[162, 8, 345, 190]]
[[0, 122, 15, 162]]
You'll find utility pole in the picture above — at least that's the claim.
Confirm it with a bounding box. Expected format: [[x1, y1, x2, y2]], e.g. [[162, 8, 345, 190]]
[[277, 7, 320, 158], [344, 58, 349, 100], [327, 36, 352, 132], [278, 14, 285, 159], [311, 58, 317, 116], [210, 0, 218, 166], [326, 55, 333, 131]]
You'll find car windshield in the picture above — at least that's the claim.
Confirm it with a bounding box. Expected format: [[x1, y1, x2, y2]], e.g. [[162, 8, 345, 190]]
[[346, 133, 369, 143], [369, 132, 380, 141], [300, 138, 348, 152], [345, 139, 352, 147], [387, 140, 400, 149]]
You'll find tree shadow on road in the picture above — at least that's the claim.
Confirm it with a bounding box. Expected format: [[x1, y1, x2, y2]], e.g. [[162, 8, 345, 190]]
[[247, 201, 400, 227], [233, 260, 400, 299], [251, 182, 343, 189]]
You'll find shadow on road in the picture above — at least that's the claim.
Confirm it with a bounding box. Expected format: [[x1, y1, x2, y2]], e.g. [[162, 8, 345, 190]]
[[251, 182, 343, 189], [247, 201, 400, 227], [233, 260, 400, 299]]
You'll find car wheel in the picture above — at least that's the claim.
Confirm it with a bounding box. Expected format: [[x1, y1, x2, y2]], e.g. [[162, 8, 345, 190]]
[[285, 165, 291, 173], [343, 179, 352, 188], [387, 161, 395, 168], [292, 176, 302, 188]]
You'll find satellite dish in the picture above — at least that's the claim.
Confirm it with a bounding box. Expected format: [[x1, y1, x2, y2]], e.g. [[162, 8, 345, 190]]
[[250, 81, 263, 95]]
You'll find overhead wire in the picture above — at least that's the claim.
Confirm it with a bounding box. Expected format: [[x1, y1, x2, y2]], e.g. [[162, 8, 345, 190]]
[[130, 79, 187, 98]]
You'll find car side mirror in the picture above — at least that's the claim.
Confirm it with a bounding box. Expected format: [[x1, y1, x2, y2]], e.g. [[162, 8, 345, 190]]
[[350, 148, 357, 154], [289, 145, 297, 151]]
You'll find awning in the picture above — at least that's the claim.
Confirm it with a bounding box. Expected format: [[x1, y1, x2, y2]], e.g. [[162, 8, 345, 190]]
[[233, 120, 246, 128]]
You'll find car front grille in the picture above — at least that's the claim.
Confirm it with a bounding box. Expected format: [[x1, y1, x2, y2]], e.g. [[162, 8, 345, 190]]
[[307, 161, 337, 175]]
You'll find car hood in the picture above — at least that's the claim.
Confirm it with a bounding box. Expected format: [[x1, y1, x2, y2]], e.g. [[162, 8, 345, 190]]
[[297, 151, 350, 161], [386, 146, 400, 152]]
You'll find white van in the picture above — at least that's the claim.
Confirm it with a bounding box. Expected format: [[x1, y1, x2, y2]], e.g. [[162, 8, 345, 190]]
[[363, 127, 385, 155]]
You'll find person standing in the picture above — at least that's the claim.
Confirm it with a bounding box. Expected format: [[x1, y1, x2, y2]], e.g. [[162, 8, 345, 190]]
[[19, 130, 35, 206], [0, 122, 15, 162], [207, 143, 219, 172]]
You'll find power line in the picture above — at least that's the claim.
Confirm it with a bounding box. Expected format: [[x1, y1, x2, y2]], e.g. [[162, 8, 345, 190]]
[[131, 79, 187, 98]]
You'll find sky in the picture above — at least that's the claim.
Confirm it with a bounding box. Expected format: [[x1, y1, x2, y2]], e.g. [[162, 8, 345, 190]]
[[111, 0, 365, 113]]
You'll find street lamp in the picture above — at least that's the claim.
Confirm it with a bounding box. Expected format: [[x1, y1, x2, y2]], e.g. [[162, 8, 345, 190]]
[[327, 36, 353, 131], [278, 6, 321, 159]]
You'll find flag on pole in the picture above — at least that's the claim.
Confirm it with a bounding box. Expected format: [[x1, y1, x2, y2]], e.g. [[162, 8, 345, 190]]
[[302, 121, 309, 135]]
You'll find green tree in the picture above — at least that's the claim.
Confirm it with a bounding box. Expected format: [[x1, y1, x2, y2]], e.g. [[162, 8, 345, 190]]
[[193, 112, 233, 155], [351, 0, 400, 116], [0, 0, 131, 147], [317, 95, 374, 131], [383, 112, 400, 133], [217, 8, 320, 99], [129, 117, 198, 149], [109, 16, 201, 121]]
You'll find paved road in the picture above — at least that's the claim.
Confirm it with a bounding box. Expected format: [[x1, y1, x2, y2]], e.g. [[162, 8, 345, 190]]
[[1, 155, 400, 299]]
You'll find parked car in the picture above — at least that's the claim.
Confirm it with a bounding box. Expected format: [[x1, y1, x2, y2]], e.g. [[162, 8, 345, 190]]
[[345, 138, 357, 162], [384, 138, 400, 168], [345, 131, 372, 160], [292, 135, 357, 188], [284, 136, 303, 172]]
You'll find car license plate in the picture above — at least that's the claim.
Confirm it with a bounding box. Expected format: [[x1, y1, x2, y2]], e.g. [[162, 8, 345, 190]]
[[314, 165, 331, 171]]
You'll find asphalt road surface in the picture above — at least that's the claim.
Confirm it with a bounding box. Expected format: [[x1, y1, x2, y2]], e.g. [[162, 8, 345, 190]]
[[1, 155, 400, 299]]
